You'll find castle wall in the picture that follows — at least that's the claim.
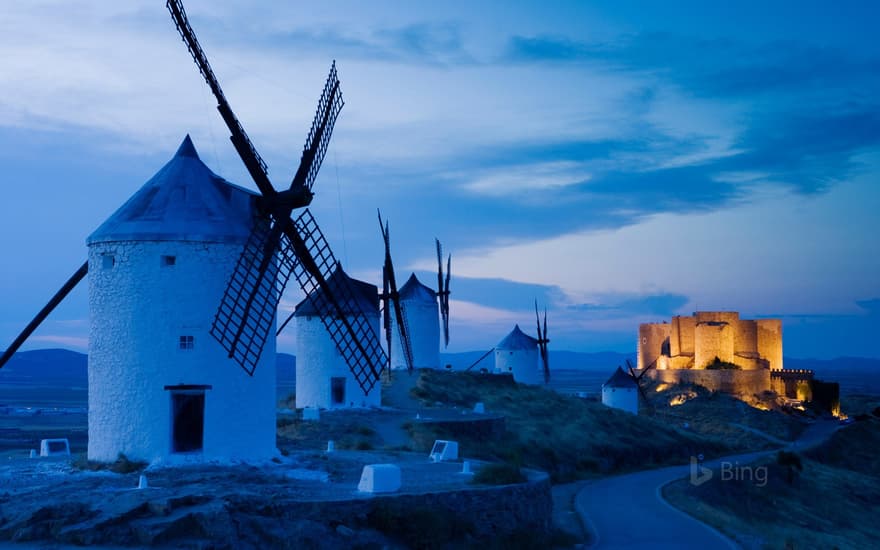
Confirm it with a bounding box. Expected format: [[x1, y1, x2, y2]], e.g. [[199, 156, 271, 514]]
[[645, 369, 771, 396], [694, 322, 734, 369], [670, 316, 695, 357], [735, 320, 758, 357], [757, 319, 783, 370], [88, 240, 277, 463], [638, 323, 671, 370], [641, 312, 782, 373]]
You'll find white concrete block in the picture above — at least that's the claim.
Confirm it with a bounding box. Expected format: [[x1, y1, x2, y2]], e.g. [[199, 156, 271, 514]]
[[40, 438, 70, 457], [357, 464, 401, 493], [429, 440, 459, 462]]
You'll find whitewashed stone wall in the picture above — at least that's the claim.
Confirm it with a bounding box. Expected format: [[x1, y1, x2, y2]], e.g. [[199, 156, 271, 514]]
[[390, 299, 440, 370], [601, 386, 639, 414], [494, 348, 541, 385], [87, 240, 276, 463], [295, 314, 381, 409]]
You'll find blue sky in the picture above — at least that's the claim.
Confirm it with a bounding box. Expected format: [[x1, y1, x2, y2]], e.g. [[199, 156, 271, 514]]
[[0, 1, 878, 359]]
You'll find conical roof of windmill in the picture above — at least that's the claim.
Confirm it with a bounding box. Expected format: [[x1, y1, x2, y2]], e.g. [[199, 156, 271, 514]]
[[399, 273, 437, 301], [496, 324, 538, 350], [604, 366, 638, 388], [88, 135, 258, 245], [294, 264, 379, 317]]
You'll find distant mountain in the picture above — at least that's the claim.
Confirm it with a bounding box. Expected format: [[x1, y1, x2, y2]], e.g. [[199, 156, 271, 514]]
[[785, 356, 880, 372], [1, 348, 87, 384], [3, 349, 878, 387]]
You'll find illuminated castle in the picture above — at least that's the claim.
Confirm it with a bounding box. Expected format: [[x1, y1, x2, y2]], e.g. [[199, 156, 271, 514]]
[[637, 311, 839, 414], [638, 311, 782, 371]]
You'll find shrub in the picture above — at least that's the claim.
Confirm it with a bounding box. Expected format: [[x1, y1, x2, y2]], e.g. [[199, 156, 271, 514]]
[[776, 450, 803, 485], [705, 356, 741, 370], [471, 462, 526, 485]]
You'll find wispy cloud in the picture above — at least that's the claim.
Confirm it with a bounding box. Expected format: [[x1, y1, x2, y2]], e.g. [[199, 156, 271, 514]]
[[462, 161, 591, 197], [503, 31, 880, 98]]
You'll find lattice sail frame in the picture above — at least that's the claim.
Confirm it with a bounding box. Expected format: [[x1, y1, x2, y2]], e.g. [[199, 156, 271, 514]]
[[289, 210, 385, 393], [299, 62, 343, 193], [212, 209, 385, 393], [211, 219, 293, 375]]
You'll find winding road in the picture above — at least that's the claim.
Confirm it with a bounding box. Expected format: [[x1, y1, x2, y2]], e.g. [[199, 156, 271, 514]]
[[575, 420, 839, 549]]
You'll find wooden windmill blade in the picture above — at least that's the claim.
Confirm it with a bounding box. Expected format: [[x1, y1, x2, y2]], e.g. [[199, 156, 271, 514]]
[[378, 211, 415, 372], [0, 262, 88, 369], [626, 362, 652, 408], [535, 300, 550, 383], [168, 0, 386, 392], [210, 62, 342, 374], [435, 238, 451, 347]]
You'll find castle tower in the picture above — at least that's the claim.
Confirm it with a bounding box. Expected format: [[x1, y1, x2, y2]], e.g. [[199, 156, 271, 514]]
[[637, 323, 671, 370], [494, 324, 540, 385], [294, 266, 381, 409], [390, 273, 440, 370], [87, 136, 277, 463]]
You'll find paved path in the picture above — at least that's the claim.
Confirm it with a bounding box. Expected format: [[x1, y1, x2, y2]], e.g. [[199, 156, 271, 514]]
[[575, 420, 838, 549]]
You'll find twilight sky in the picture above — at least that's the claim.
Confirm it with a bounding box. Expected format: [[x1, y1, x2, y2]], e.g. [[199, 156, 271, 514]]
[[1, 0, 878, 359]]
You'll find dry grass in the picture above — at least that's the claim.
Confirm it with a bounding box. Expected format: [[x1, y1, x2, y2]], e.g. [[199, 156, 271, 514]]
[[72, 452, 147, 474], [663, 418, 880, 549], [408, 370, 739, 482], [276, 409, 383, 452]]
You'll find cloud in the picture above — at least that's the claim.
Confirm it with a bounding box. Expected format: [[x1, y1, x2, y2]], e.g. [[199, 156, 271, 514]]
[[463, 161, 592, 196], [410, 273, 564, 313], [569, 293, 690, 318], [257, 22, 475, 66], [503, 31, 880, 98]]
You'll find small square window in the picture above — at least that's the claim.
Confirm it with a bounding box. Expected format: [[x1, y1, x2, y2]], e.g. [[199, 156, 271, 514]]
[[179, 335, 194, 350], [161, 255, 176, 267], [102, 255, 115, 270]]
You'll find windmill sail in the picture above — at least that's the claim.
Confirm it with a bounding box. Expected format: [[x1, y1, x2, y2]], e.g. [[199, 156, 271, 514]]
[[535, 300, 550, 383], [435, 239, 451, 347], [0, 262, 88, 369], [378, 211, 414, 372], [168, 0, 385, 392]]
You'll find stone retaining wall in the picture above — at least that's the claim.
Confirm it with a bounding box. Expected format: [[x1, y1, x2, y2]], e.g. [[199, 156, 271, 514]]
[[277, 470, 553, 542]]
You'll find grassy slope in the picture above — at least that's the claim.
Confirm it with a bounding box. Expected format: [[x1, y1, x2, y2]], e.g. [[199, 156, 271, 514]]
[[408, 370, 742, 482], [648, 382, 808, 445], [663, 418, 880, 549]]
